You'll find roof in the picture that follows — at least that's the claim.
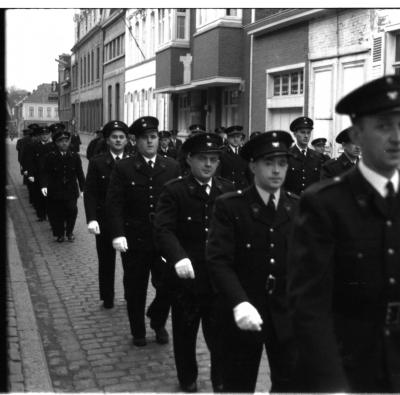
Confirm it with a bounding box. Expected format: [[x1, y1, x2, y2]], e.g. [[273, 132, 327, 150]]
[[22, 84, 58, 104]]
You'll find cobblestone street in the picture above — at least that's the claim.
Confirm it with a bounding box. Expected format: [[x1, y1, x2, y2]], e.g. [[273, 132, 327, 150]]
[[6, 138, 270, 393]]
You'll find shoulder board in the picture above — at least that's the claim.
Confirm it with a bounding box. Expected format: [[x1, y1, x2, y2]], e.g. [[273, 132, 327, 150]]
[[285, 190, 300, 199], [307, 176, 344, 194], [165, 176, 184, 186], [215, 176, 235, 185], [220, 190, 244, 200]]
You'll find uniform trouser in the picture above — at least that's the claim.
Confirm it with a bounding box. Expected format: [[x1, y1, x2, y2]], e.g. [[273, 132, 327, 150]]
[[220, 309, 297, 393], [25, 177, 35, 204], [171, 291, 222, 390], [95, 226, 116, 303], [47, 197, 78, 237], [33, 180, 46, 218], [121, 248, 170, 338]]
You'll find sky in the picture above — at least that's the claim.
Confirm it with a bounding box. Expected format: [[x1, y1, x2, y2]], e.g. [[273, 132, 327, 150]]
[[6, 8, 78, 92]]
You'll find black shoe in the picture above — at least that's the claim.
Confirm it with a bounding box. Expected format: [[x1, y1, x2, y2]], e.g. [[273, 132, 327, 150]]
[[56, 236, 64, 243], [66, 234, 75, 242], [155, 327, 169, 344], [132, 337, 147, 347], [179, 381, 197, 393], [102, 300, 114, 309]]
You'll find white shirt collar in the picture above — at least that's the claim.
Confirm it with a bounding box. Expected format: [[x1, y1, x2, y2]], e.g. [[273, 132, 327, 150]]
[[230, 145, 239, 153], [195, 178, 212, 189], [255, 185, 280, 208], [295, 144, 308, 153], [110, 151, 122, 160], [142, 155, 157, 164], [358, 160, 399, 198]]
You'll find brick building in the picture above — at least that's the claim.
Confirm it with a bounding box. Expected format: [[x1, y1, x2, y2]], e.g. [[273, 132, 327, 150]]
[[57, 53, 72, 130]]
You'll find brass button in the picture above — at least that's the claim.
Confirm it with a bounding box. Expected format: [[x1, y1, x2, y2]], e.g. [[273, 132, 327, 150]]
[[270, 243, 275, 248], [357, 252, 363, 259], [386, 220, 392, 227], [270, 258, 275, 264], [246, 243, 251, 249], [389, 277, 396, 285], [269, 228, 274, 233], [149, 186, 153, 190], [388, 248, 395, 255], [205, 228, 208, 232], [385, 329, 391, 336]]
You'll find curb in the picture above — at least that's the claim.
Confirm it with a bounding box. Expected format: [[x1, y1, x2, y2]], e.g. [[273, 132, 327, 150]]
[[7, 214, 53, 392]]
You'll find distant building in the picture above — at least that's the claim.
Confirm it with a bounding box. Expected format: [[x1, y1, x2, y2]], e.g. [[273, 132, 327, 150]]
[[57, 53, 72, 130], [70, 9, 107, 133], [102, 9, 125, 123], [14, 83, 59, 133]]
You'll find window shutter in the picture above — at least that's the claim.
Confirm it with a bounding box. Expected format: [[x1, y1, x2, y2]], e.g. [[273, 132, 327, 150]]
[[371, 33, 385, 79]]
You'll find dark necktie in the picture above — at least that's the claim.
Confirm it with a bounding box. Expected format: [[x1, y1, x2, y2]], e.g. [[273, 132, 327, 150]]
[[202, 184, 210, 195], [266, 193, 276, 219], [386, 181, 396, 213], [148, 160, 154, 169], [115, 156, 120, 162], [301, 149, 306, 156]]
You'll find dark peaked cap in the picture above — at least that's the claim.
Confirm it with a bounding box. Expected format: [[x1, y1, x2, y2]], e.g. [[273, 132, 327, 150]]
[[182, 132, 223, 154], [290, 116, 313, 132], [128, 116, 159, 137], [241, 130, 293, 161], [102, 120, 129, 139], [336, 74, 400, 118], [335, 127, 353, 144]]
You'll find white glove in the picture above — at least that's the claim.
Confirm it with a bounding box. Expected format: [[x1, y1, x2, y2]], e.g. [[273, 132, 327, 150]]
[[80, 191, 83, 198], [41, 188, 47, 196], [87, 220, 100, 235], [23, 170, 28, 176], [112, 236, 128, 252], [233, 302, 263, 331], [175, 258, 195, 279], [28, 176, 34, 182]]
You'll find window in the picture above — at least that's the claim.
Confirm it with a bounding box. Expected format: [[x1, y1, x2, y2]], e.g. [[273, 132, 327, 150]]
[[222, 88, 240, 126], [196, 9, 242, 28], [84, 55, 87, 85], [38, 107, 43, 118], [176, 9, 186, 39], [96, 47, 100, 79], [88, 52, 91, 83], [158, 9, 165, 45], [80, 57, 83, 87], [54, 108, 58, 117], [108, 85, 112, 121], [395, 33, 400, 75], [47, 107, 51, 118], [29, 106, 34, 117], [150, 12, 155, 56], [91, 50, 94, 83], [273, 70, 304, 96], [115, 83, 120, 120]]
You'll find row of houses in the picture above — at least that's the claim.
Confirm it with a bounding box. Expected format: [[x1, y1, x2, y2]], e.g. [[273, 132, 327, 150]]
[[53, 8, 400, 156]]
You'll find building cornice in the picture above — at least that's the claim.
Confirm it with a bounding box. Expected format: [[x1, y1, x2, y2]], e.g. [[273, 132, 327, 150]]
[[246, 9, 333, 37], [71, 24, 102, 53], [155, 76, 243, 94], [101, 9, 126, 30]]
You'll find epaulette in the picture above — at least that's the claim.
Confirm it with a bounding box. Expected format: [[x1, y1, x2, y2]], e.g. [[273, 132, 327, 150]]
[[215, 175, 234, 185], [220, 190, 244, 200], [285, 190, 300, 200], [165, 176, 184, 186], [306, 175, 343, 194]]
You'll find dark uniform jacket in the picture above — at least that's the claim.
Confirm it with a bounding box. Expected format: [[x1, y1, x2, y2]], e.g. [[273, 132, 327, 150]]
[[320, 152, 357, 179], [158, 146, 177, 160], [169, 137, 183, 152], [40, 150, 85, 200], [106, 154, 180, 250], [70, 134, 81, 153], [284, 146, 323, 195], [218, 146, 251, 190], [26, 141, 55, 179], [287, 167, 400, 392], [86, 136, 102, 160], [206, 185, 299, 342], [154, 175, 234, 295], [84, 151, 131, 223]]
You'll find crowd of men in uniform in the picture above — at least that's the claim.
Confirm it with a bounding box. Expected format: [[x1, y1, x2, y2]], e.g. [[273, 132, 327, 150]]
[[15, 74, 400, 393]]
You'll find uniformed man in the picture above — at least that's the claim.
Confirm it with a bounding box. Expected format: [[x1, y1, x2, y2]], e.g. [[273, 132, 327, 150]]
[[218, 125, 251, 190], [86, 129, 104, 160], [26, 126, 55, 221], [321, 126, 361, 179], [287, 74, 400, 392], [106, 116, 180, 346], [169, 129, 183, 152], [70, 130, 82, 153], [250, 131, 262, 140], [177, 124, 206, 176], [40, 129, 85, 242], [311, 137, 331, 163], [284, 116, 323, 195], [215, 127, 227, 145], [158, 130, 177, 159], [16, 128, 33, 185], [154, 132, 233, 393], [84, 121, 131, 309], [207, 130, 299, 392]]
